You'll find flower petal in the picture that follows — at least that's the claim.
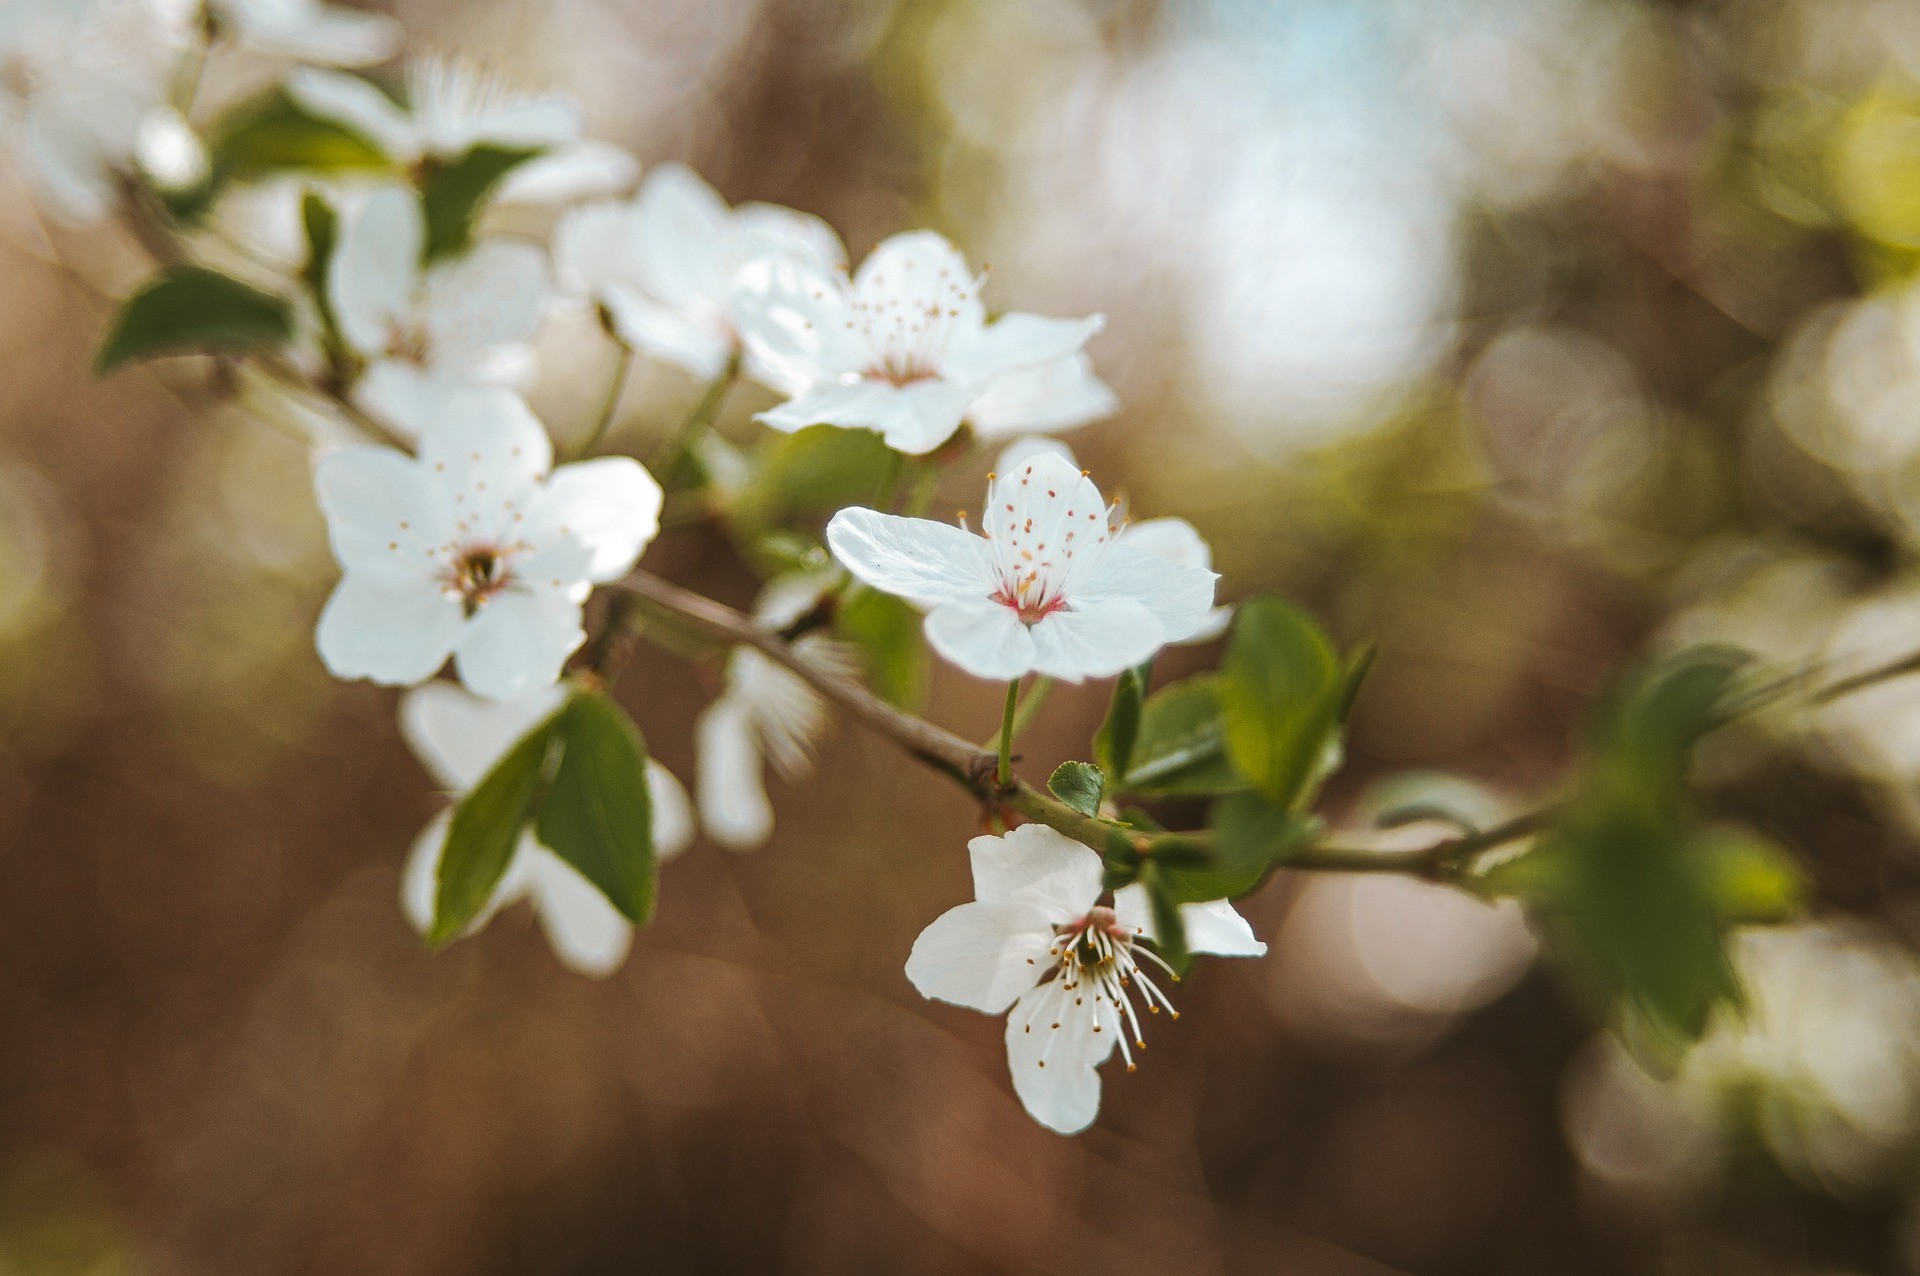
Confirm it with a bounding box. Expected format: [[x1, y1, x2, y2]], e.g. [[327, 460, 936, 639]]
[[1005, 980, 1114, 1135], [969, 824, 1104, 919], [601, 290, 734, 380], [522, 457, 662, 582], [553, 200, 643, 299], [288, 67, 416, 159], [452, 586, 584, 700], [521, 849, 634, 976], [234, 5, 401, 66], [695, 696, 771, 850], [316, 573, 464, 686], [356, 364, 504, 444], [313, 444, 449, 579], [631, 162, 732, 314], [495, 139, 638, 206], [1071, 540, 1219, 647], [825, 507, 992, 608], [421, 239, 548, 372], [647, 759, 696, 862], [1113, 885, 1267, 958], [732, 253, 865, 395], [942, 312, 1104, 389], [904, 900, 1055, 1014], [733, 201, 848, 277], [328, 184, 421, 354], [416, 388, 554, 534], [399, 680, 567, 791], [1027, 596, 1165, 682], [924, 598, 1036, 680], [967, 353, 1117, 439], [850, 229, 984, 337], [1116, 517, 1212, 572], [402, 813, 536, 937]]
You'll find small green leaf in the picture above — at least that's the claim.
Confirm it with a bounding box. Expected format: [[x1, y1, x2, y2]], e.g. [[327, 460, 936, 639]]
[[836, 587, 928, 710], [1692, 824, 1805, 923], [431, 708, 564, 945], [211, 89, 389, 185], [420, 145, 542, 261], [1156, 790, 1305, 904], [95, 266, 295, 374], [1093, 667, 1144, 781], [536, 690, 658, 925], [1116, 674, 1246, 796], [1048, 761, 1105, 818], [1138, 863, 1191, 974], [1217, 597, 1344, 808], [729, 424, 899, 528]]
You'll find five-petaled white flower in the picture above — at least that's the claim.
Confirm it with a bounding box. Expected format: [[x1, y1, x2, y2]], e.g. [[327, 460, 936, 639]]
[[694, 571, 850, 850], [906, 824, 1265, 1134], [399, 681, 694, 976], [0, 0, 173, 224], [289, 57, 633, 205], [313, 387, 661, 699], [826, 449, 1217, 681], [328, 184, 547, 440], [733, 229, 1104, 455], [556, 162, 844, 381], [197, 0, 399, 67]]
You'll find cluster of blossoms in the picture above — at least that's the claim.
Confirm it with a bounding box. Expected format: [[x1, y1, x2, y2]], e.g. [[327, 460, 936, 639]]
[[23, 0, 1276, 1137]]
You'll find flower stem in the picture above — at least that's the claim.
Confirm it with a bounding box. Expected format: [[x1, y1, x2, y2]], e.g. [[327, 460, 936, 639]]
[[654, 352, 740, 490], [980, 676, 1052, 751], [997, 679, 1020, 787], [574, 338, 635, 461]]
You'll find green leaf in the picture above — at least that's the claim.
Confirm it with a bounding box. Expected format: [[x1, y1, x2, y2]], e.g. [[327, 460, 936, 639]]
[[729, 424, 899, 528], [1138, 863, 1191, 974], [836, 587, 928, 710], [1048, 761, 1105, 818], [536, 690, 658, 925], [1115, 674, 1246, 796], [211, 89, 389, 185], [431, 708, 564, 945], [1093, 667, 1144, 781], [1360, 771, 1507, 836], [1156, 790, 1306, 904], [95, 266, 295, 375], [419, 145, 542, 261], [1100, 825, 1144, 892], [1692, 824, 1806, 923], [1217, 597, 1344, 808], [1588, 647, 1748, 810]]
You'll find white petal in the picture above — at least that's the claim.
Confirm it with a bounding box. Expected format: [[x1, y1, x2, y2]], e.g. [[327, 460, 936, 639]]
[[1027, 597, 1165, 682], [695, 696, 772, 851], [825, 507, 992, 607], [495, 140, 638, 206], [993, 436, 1077, 472], [288, 67, 416, 160], [632, 162, 732, 314], [969, 824, 1104, 919], [417, 388, 553, 524], [452, 586, 584, 700], [850, 229, 984, 337], [552, 200, 643, 298], [647, 760, 696, 862], [522, 457, 662, 582], [731, 253, 865, 394], [400, 810, 450, 934], [967, 353, 1117, 439], [1117, 517, 1212, 572], [440, 97, 578, 155], [313, 444, 448, 579], [871, 379, 978, 455], [1112, 885, 1267, 958], [1072, 541, 1219, 647], [1005, 980, 1113, 1135], [399, 680, 567, 791], [521, 849, 634, 976], [421, 239, 548, 372], [24, 103, 117, 225], [316, 573, 463, 686], [943, 312, 1104, 389], [329, 184, 421, 354], [924, 598, 1036, 680], [355, 364, 502, 444], [234, 6, 400, 66], [601, 289, 733, 380], [904, 900, 1054, 1013], [733, 201, 848, 276]]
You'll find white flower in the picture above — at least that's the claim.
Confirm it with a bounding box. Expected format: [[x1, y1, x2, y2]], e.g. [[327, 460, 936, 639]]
[[905, 824, 1265, 1134], [313, 388, 661, 699], [826, 449, 1217, 681], [966, 353, 1117, 440], [327, 184, 547, 440], [0, 0, 173, 224], [202, 0, 399, 67], [290, 57, 579, 166], [694, 572, 850, 850], [554, 163, 845, 380], [398, 681, 694, 976], [733, 229, 1105, 454]]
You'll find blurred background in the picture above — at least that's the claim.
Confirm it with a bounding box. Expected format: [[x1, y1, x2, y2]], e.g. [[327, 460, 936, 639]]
[[13, 0, 1920, 1270]]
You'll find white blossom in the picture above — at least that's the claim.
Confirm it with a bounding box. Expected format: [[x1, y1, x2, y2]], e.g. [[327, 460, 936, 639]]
[[0, 0, 174, 224], [966, 353, 1117, 440], [905, 824, 1264, 1134], [399, 681, 693, 976], [327, 183, 547, 440], [555, 162, 844, 381], [313, 387, 661, 699], [201, 0, 400, 67], [289, 57, 632, 204], [733, 229, 1105, 455], [826, 449, 1217, 681], [694, 572, 850, 850]]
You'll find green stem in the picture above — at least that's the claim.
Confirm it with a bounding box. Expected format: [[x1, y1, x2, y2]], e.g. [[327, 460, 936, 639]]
[[655, 351, 740, 490], [872, 448, 905, 510], [997, 679, 1020, 787], [981, 676, 1052, 750], [573, 339, 634, 460]]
